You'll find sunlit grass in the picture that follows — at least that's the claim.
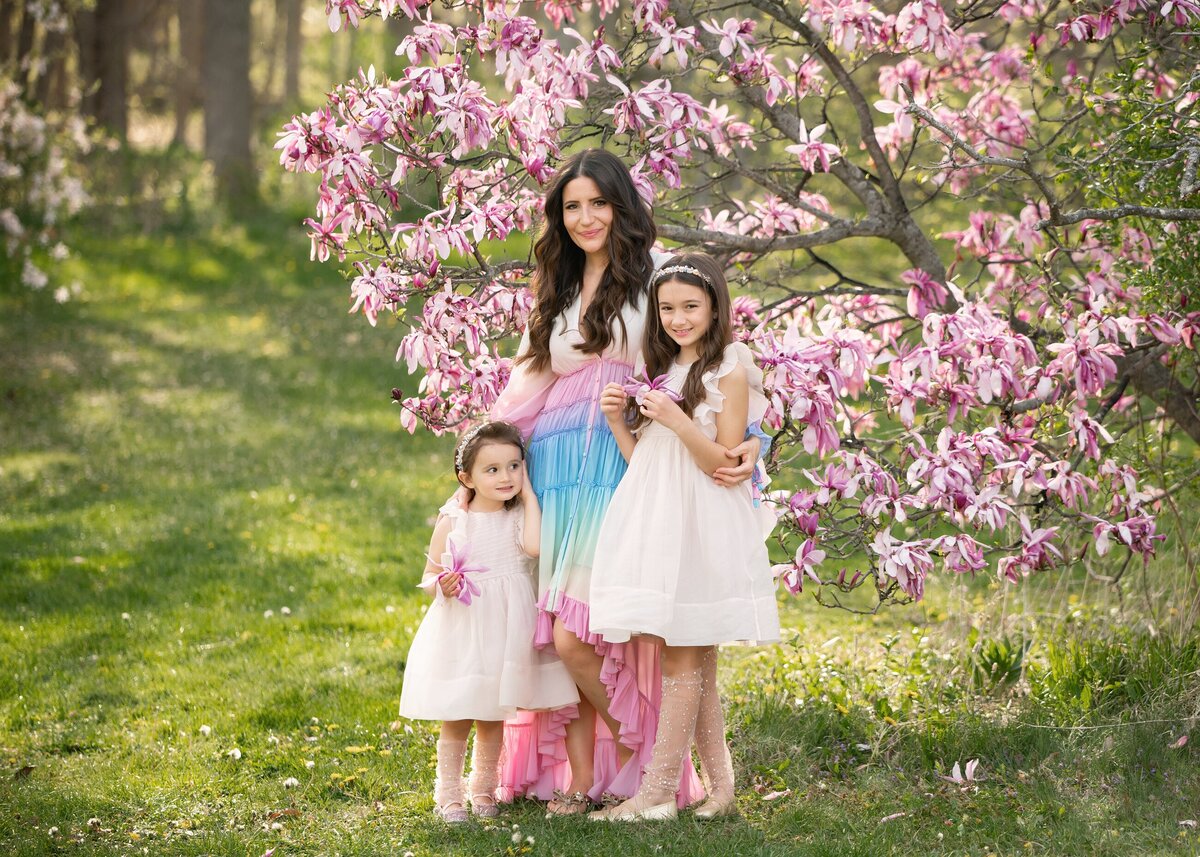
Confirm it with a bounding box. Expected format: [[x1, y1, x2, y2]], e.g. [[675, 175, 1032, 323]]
[[1, 215, 1196, 856]]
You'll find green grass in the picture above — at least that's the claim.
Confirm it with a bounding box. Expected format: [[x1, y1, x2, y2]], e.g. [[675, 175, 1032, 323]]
[[1, 215, 1198, 856]]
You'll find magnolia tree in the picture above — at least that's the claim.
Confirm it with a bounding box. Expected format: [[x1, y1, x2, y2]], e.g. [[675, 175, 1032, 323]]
[[279, 0, 1200, 610], [1, 2, 89, 301]]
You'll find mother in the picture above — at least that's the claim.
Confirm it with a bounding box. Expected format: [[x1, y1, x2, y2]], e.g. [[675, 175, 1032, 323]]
[[491, 149, 760, 812]]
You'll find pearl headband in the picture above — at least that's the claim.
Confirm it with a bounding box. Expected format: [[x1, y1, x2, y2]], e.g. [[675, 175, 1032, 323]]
[[654, 264, 713, 289]]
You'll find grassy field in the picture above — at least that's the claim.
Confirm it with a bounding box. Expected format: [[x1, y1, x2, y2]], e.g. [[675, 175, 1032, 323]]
[[1, 215, 1197, 856]]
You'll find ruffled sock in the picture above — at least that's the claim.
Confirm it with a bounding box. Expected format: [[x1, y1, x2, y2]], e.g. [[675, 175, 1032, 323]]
[[434, 738, 468, 820], [468, 734, 502, 817]]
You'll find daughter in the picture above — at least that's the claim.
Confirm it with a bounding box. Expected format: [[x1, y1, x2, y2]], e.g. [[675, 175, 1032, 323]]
[[588, 253, 780, 821], [399, 421, 579, 822]]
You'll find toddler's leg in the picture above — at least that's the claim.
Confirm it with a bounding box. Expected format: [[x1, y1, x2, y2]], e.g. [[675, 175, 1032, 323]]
[[693, 647, 737, 817], [435, 721, 470, 823], [589, 645, 705, 822], [469, 720, 503, 818]]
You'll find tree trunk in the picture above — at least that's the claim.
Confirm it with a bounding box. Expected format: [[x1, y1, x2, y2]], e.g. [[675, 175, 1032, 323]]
[[34, 30, 69, 110], [0, 1, 15, 66], [203, 0, 255, 209], [74, 7, 98, 119], [283, 0, 301, 103], [172, 0, 202, 147], [14, 1, 35, 95], [95, 0, 128, 138]]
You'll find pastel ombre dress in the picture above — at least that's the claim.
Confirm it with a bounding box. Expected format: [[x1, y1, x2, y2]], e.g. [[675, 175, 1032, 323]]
[[492, 285, 704, 807]]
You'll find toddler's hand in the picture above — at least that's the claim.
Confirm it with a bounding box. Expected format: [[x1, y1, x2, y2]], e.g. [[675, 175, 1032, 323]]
[[639, 390, 686, 430], [600, 383, 628, 422], [438, 571, 462, 598]]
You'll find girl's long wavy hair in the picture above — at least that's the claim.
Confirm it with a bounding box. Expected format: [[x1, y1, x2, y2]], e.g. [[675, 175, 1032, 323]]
[[628, 253, 733, 430], [519, 149, 656, 371]]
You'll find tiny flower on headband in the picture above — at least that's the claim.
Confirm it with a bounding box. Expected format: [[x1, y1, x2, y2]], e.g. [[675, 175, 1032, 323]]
[[654, 264, 713, 288], [433, 541, 485, 605], [622, 370, 684, 405]]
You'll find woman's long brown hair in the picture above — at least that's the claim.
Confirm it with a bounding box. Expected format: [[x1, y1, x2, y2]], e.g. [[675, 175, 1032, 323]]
[[628, 253, 733, 430], [519, 149, 656, 371]]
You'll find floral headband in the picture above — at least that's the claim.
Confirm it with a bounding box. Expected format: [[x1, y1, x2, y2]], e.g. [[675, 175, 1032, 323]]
[[454, 421, 525, 473], [454, 423, 488, 473], [653, 264, 713, 289]]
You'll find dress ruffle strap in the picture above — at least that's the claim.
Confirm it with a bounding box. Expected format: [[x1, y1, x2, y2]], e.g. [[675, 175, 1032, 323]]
[[692, 341, 769, 432]]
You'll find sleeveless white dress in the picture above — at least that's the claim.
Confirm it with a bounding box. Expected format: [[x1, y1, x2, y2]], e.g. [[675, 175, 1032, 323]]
[[399, 504, 579, 721], [588, 342, 781, 647]]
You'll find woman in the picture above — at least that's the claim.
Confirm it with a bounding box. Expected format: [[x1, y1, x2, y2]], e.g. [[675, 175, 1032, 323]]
[[491, 149, 761, 813]]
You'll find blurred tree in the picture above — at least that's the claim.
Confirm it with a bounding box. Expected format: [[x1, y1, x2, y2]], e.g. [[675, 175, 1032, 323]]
[[202, 0, 254, 209], [172, 0, 202, 146]]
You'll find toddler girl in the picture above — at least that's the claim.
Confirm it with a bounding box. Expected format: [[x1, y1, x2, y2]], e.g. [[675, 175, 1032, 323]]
[[399, 421, 579, 822], [588, 253, 780, 821]]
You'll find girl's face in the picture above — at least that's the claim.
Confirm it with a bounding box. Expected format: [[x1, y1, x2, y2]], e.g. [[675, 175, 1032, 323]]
[[459, 442, 524, 504], [562, 176, 613, 259], [657, 279, 714, 354]]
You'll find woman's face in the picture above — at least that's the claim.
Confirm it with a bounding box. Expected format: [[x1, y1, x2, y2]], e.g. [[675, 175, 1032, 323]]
[[561, 176, 613, 260]]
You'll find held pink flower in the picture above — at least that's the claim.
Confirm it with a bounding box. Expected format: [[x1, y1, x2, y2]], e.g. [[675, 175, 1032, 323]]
[[436, 541, 485, 605], [621, 370, 683, 405]]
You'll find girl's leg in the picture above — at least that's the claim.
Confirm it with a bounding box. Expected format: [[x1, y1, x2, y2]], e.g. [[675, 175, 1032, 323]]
[[546, 696, 597, 815], [590, 645, 709, 821], [552, 620, 636, 769], [692, 647, 737, 817], [469, 720, 503, 818], [436, 720, 471, 823]]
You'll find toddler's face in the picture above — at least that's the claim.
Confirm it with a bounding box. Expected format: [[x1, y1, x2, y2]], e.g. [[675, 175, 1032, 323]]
[[461, 442, 524, 504]]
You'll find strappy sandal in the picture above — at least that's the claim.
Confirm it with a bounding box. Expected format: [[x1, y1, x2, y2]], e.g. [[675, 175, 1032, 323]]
[[545, 790, 592, 817]]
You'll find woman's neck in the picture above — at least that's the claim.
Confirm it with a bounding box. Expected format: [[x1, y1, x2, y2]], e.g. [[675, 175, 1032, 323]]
[[581, 251, 608, 294], [677, 344, 699, 364]]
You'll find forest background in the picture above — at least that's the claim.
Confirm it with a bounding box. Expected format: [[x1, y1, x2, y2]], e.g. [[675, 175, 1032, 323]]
[[1, 1, 1198, 855]]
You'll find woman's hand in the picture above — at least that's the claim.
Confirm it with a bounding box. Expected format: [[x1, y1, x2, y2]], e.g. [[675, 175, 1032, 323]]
[[712, 436, 761, 487], [520, 460, 536, 500], [640, 390, 687, 432], [438, 571, 462, 598], [452, 484, 471, 511], [600, 382, 628, 423]]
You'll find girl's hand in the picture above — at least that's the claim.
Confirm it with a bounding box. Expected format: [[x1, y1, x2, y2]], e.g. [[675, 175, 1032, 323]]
[[712, 437, 761, 487], [438, 571, 462, 598], [600, 382, 628, 423], [640, 390, 686, 431]]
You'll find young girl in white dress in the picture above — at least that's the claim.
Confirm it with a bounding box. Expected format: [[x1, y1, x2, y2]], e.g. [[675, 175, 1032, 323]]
[[399, 421, 579, 822], [587, 253, 780, 821]]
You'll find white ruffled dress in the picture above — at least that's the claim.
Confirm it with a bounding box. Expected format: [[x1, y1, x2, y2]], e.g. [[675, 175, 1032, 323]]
[[588, 342, 781, 647], [399, 503, 579, 721]]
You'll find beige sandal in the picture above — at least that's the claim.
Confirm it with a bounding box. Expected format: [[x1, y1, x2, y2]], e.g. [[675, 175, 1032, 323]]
[[545, 790, 592, 817]]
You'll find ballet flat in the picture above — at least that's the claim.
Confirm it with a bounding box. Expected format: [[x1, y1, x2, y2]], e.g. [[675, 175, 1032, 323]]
[[588, 800, 678, 822], [693, 798, 737, 819], [471, 797, 500, 818], [435, 803, 469, 824]]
